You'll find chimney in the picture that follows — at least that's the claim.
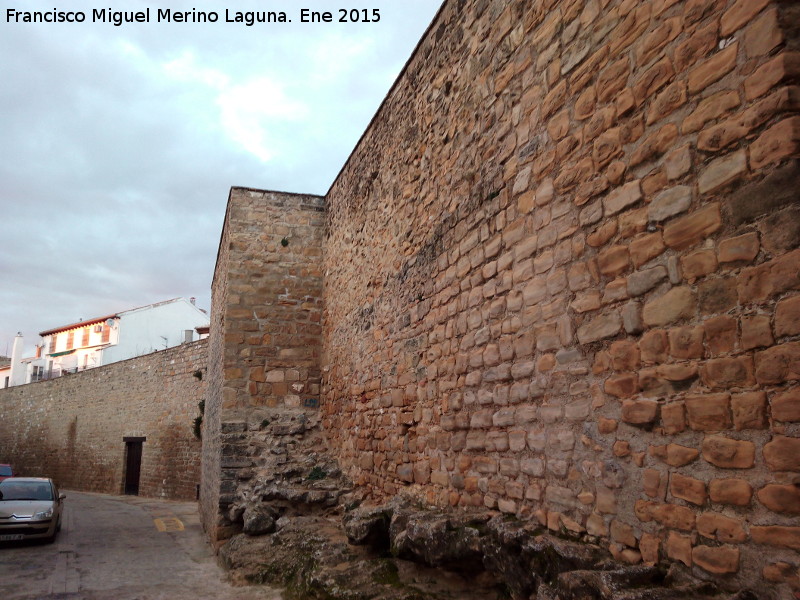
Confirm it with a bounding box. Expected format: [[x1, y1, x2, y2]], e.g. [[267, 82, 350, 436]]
[[190, 297, 196, 305], [9, 333, 24, 386]]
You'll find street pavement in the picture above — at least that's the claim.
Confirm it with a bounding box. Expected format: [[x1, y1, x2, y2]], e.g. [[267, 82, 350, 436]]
[[0, 490, 283, 600]]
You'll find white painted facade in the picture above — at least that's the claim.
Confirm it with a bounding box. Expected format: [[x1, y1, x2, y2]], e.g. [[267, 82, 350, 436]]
[[0, 363, 10, 389], [4, 298, 209, 386], [101, 298, 208, 363]]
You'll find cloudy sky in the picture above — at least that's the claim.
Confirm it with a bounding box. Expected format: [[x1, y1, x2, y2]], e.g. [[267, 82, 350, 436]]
[[0, 1, 442, 356]]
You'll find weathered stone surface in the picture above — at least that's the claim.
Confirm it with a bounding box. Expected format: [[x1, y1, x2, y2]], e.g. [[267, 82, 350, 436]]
[[698, 153, 746, 196], [648, 186, 692, 223], [683, 90, 740, 134], [668, 325, 704, 359], [727, 161, 800, 225], [577, 312, 622, 344], [603, 181, 642, 216], [772, 387, 800, 422], [665, 531, 692, 567], [692, 544, 740, 574], [621, 400, 659, 425], [650, 443, 699, 467], [709, 479, 753, 506], [751, 117, 800, 170], [751, 526, 800, 551], [718, 233, 760, 264], [343, 504, 392, 548], [763, 436, 800, 472], [243, 504, 277, 536], [627, 267, 668, 297], [660, 403, 686, 435], [731, 392, 767, 430], [670, 473, 706, 505], [680, 249, 717, 282], [763, 561, 800, 588], [649, 504, 695, 531], [776, 295, 800, 338], [685, 394, 731, 431], [738, 249, 800, 304], [755, 342, 800, 384], [701, 357, 755, 390], [696, 513, 747, 544], [721, 0, 770, 36], [757, 484, 800, 515], [642, 287, 696, 327], [688, 43, 738, 94], [740, 315, 773, 351], [701, 436, 755, 469]]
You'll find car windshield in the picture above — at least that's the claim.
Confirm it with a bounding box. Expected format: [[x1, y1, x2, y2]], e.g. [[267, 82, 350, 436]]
[[0, 466, 11, 476], [0, 481, 52, 501]]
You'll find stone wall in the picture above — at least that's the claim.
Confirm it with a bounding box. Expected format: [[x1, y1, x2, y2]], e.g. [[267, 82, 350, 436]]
[[0, 339, 206, 500], [200, 187, 326, 544], [322, 0, 799, 592]]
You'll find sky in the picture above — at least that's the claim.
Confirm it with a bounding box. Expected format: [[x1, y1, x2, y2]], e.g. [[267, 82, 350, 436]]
[[0, 1, 442, 356]]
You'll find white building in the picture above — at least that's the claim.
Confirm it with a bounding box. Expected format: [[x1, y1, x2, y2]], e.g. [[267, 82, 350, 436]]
[[6, 298, 209, 385], [0, 357, 10, 389]]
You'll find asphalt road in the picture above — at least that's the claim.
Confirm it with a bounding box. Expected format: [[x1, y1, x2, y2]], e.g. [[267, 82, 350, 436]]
[[0, 490, 283, 600]]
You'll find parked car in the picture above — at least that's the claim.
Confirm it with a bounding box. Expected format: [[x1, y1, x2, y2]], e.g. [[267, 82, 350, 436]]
[[0, 465, 13, 482], [0, 477, 65, 543]]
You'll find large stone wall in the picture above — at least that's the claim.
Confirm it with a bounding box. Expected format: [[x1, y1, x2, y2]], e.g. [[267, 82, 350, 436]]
[[201, 187, 326, 544], [0, 339, 206, 500], [322, 0, 799, 592]]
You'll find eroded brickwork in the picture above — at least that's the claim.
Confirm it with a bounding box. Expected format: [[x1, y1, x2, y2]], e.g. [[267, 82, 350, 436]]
[[201, 188, 326, 544], [322, 0, 800, 591], [0, 340, 206, 500]]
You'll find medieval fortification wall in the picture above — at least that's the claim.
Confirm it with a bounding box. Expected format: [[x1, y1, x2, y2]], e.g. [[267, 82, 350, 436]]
[[320, 0, 799, 590], [0, 339, 206, 500]]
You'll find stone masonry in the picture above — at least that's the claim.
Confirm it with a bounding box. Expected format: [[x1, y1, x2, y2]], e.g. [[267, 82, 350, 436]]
[[0, 339, 206, 500], [201, 187, 326, 544], [315, 0, 800, 594]]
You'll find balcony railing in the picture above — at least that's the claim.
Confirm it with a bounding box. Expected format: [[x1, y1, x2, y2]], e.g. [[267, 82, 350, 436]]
[[31, 366, 93, 382]]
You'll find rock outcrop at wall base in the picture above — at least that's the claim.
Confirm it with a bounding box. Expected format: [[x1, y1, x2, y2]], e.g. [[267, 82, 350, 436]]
[[218, 407, 350, 539], [220, 495, 766, 600], [221, 514, 503, 600]]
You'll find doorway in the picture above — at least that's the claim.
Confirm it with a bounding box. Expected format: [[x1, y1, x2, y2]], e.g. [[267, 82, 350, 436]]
[[123, 437, 145, 495]]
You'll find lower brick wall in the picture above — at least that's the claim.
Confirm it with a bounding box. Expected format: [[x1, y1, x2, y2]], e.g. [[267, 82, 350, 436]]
[[0, 339, 206, 500]]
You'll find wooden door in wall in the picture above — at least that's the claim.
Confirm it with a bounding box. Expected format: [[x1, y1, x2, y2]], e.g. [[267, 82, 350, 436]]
[[123, 437, 144, 495]]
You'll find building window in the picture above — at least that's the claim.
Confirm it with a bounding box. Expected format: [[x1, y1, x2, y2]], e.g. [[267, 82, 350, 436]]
[[101, 325, 111, 344], [66, 330, 74, 350], [81, 327, 90, 347], [31, 366, 43, 382], [49, 335, 57, 354]]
